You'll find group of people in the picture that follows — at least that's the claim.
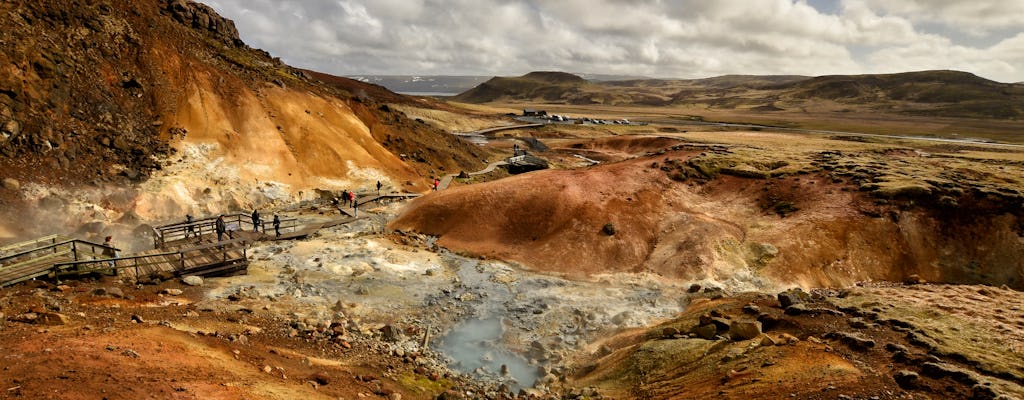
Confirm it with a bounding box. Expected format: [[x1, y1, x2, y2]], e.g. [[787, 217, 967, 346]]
[[180, 210, 282, 243]]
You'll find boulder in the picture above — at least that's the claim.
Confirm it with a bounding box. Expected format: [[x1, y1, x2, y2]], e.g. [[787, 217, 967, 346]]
[[825, 331, 875, 351], [729, 320, 763, 341], [777, 288, 808, 308], [161, 288, 183, 296], [35, 311, 69, 326], [380, 324, 402, 342], [1, 178, 19, 191], [893, 370, 919, 389], [710, 317, 731, 333], [106, 287, 125, 298], [182, 276, 203, 286], [693, 324, 717, 340]]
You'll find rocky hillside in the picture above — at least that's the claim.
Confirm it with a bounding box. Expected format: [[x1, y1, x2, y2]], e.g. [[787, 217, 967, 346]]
[[390, 133, 1024, 290], [0, 0, 487, 239], [452, 70, 1024, 119], [452, 71, 591, 104]]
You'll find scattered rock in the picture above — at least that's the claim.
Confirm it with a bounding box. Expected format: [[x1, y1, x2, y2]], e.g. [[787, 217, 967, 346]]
[[848, 317, 870, 329], [921, 362, 978, 385], [893, 370, 919, 389], [2, 177, 19, 191], [310, 371, 330, 385], [106, 287, 125, 298], [161, 288, 183, 296], [123, 349, 140, 358], [131, 314, 145, 324], [693, 324, 717, 340], [380, 324, 402, 342], [778, 333, 799, 344], [33, 312, 68, 326], [777, 288, 808, 308], [729, 320, 763, 341], [825, 331, 875, 351], [904, 274, 925, 285], [710, 317, 731, 333], [756, 312, 780, 330], [687, 283, 702, 293], [182, 276, 203, 286], [601, 223, 616, 236]]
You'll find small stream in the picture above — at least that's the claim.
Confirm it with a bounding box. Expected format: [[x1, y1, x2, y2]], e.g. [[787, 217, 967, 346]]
[[436, 318, 539, 391]]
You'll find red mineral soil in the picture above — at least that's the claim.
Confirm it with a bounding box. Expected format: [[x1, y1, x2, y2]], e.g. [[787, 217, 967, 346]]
[[389, 139, 1023, 290], [0, 279, 452, 400]]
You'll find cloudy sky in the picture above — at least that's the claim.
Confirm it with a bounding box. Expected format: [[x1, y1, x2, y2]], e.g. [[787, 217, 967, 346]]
[[204, 0, 1024, 83]]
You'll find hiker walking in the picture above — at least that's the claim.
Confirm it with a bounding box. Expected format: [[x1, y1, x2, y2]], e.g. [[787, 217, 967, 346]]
[[432, 178, 439, 191], [185, 214, 196, 238], [102, 236, 117, 268], [348, 190, 356, 207], [273, 214, 281, 238], [215, 215, 226, 242], [340, 189, 348, 206], [376, 180, 382, 195], [251, 209, 261, 232]]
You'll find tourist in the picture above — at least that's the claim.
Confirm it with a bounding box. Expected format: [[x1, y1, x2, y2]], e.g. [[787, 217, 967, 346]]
[[273, 214, 281, 238], [185, 214, 195, 238], [215, 215, 226, 242], [102, 236, 117, 268], [251, 209, 261, 232]]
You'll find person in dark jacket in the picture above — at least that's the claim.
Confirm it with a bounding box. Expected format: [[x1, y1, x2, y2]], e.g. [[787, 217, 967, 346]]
[[215, 215, 226, 241], [273, 214, 281, 238], [251, 209, 261, 232]]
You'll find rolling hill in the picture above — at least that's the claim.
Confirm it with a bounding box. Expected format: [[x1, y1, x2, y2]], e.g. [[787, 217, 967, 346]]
[[453, 70, 1024, 120]]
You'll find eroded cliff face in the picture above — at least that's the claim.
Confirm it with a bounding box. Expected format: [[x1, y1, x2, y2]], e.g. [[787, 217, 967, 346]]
[[0, 0, 485, 241]]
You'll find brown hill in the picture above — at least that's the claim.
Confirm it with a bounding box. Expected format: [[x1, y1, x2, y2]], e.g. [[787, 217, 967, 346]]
[[0, 0, 487, 234], [452, 70, 1024, 119], [389, 135, 1024, 289], [452, 71, 590, 104]]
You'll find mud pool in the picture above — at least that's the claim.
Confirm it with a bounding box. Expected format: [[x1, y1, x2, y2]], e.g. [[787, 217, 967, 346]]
[[204, 204, 702, 390]]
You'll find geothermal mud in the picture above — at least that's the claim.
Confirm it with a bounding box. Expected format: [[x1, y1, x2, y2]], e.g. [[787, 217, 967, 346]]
[[204, 203, 696, 391]]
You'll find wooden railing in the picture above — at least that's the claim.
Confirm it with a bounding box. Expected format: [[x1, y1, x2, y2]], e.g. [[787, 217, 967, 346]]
[[152, 213, 300, 248], [0, 234, 73, 258], [52, 237, 250, 282], [0, 238, 117, 287]]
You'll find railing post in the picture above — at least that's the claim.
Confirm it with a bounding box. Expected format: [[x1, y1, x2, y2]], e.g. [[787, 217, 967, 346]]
[[71, 241, 78, 261]]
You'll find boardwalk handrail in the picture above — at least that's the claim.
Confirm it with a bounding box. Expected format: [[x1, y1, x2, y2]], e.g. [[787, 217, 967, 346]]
[[0, 234, 72, 257], [0, 238, 117, 287], [1, 238, 115, 267], [153, 213, 303, 248], [52, 237, 250, 281]]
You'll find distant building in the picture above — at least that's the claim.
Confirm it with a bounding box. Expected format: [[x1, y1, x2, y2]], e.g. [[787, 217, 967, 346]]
[[522, 109, 547, 117]]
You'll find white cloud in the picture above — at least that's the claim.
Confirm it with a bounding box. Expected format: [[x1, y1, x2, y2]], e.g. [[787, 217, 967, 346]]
[[203, 0, 1024, 82]]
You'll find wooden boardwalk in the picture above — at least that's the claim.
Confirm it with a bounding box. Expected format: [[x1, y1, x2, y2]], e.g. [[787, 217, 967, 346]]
[[52, 237, 250, 283], [0, 237, 117, 287]]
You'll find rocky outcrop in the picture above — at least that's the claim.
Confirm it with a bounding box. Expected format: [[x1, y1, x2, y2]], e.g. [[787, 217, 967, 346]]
[[162, 0, 242, 46]]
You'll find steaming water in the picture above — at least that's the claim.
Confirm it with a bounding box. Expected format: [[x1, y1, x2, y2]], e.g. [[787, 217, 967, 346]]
[[436, 318, 539, 391]]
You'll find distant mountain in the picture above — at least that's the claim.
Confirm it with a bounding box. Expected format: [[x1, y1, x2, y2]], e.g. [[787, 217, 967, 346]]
[[451, 70, 1024, 119], [347, 75, 490, 95], [452, 72, 593, 104]]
